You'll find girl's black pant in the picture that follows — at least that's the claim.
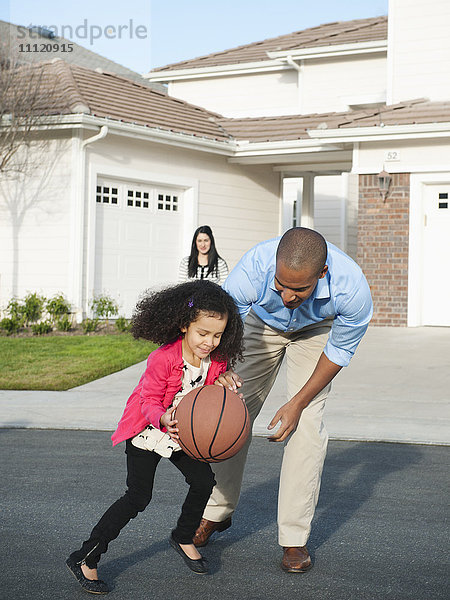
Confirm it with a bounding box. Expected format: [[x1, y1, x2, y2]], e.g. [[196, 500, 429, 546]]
[[71, 439, 216, 568]]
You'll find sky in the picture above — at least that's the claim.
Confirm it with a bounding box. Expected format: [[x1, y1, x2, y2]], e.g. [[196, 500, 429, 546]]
[[2, 0, 388, 73]]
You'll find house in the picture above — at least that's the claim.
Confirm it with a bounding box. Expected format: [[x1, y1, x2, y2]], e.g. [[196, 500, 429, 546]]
[[0, 60, 280, 319], [1, 0, 449, 327], [145, 0, 450, 327]]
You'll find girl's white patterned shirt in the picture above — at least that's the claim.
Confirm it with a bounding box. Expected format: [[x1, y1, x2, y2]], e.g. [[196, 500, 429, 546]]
[[131, 355, 211, 457]]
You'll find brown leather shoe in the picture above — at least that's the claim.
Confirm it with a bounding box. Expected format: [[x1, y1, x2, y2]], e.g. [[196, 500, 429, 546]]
[[281, 546, 312, 573], [193, 517, 232, 547]]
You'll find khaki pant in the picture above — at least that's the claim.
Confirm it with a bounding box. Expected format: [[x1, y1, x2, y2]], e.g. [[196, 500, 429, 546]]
[[204, 310, 332, 547]]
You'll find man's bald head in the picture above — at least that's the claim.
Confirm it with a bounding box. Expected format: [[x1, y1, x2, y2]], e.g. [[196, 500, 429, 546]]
[[276, 227, 327, 276]]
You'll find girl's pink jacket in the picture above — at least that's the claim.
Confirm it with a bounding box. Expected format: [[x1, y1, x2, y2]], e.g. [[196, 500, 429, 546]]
[[111, 337, 227, 446]]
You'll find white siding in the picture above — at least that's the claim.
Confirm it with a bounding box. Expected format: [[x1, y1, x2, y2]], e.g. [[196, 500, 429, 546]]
[[356, 138, 450, 173], [0, 136, 72, 310], [169, 70, 299, 117], [388, 0, 450, 103], [346, 173, 359, 262], [301, 54, 387, 114], [314, 176, 345, 249], [281, 175, 347, 251], [0, 132, 280, 317], [167, 53, 386, 117], [85, 135, 280, 311]]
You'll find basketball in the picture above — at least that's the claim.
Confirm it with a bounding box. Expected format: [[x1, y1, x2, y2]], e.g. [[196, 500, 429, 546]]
[[174, 385, 250, 463]]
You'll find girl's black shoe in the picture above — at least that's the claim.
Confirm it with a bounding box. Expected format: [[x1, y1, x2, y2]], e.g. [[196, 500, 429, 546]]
[[169, 534, 209, 574], [66, 554, 110, 594]]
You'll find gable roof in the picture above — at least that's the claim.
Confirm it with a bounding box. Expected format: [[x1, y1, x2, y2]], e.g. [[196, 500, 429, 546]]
[[0, 20, 165, 93], [4, 60, 450, 148], [151, 16, 387, 73], [4, 60, 231, 143]]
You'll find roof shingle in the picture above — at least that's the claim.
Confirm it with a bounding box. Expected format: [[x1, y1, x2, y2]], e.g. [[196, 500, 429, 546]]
[[5, 61, 450, 145], [151, 16, 387, 73], [6, 60, 232, 142]]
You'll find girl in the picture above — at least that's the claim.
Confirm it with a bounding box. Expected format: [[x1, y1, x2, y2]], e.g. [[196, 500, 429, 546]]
[[66, 280, 244, 594], [179, 225, 229, 285]]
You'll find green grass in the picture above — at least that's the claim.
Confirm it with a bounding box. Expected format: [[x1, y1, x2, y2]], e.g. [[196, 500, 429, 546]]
[[0, 335, 157, 391]]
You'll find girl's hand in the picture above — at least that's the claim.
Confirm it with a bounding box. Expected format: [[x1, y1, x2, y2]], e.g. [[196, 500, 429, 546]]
[[160, 407, 179, 441], [214, 371, 244, 400]]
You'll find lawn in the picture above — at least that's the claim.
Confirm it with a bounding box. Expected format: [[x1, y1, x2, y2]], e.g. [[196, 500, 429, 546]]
[[0, 335, 157, 391]]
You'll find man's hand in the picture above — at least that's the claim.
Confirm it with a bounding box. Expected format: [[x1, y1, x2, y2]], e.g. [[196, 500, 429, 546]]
[[267, 399, 306, 442], [214, 370, 243, 393], [267, 352, 342, 442]]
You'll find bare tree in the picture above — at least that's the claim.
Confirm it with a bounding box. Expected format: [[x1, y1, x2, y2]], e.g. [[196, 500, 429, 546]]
[[0, 59, 59, 175]]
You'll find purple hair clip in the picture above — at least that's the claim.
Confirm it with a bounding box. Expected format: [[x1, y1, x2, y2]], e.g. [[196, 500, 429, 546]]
[[188, 298, 194, 308]]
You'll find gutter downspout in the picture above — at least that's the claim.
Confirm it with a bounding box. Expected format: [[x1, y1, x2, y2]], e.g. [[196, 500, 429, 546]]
[[73, 126, 108, 322], [285, 55, 303, 113]]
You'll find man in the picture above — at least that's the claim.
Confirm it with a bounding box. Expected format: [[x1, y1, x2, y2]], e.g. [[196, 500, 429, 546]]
[[193, 227, 373, 572]]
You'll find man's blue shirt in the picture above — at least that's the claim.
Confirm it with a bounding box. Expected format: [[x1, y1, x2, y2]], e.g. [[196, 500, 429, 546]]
[[223, 237, 373, 367]]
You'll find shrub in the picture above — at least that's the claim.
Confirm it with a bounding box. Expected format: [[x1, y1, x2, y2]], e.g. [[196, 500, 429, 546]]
[[0, 317, 21, 335], [47, 294, 71, 323], [23, 292, 46, 325], [115, 316, 130, 332], [6, 298, 25, 325], [31, 320, 53, 335], [82, 318, 99, 334], [56, 315, 72, 332], [90, 294, 119, 323]]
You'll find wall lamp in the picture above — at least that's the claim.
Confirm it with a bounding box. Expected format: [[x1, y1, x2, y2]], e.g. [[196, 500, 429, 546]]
[[377, 170, 392, 201]]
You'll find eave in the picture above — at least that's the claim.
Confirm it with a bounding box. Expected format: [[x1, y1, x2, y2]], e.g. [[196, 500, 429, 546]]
[[307, 122, 450, 143], [5, 113, 237, 156], [145, 40, 387, 83], [267, 40, 387, 60]]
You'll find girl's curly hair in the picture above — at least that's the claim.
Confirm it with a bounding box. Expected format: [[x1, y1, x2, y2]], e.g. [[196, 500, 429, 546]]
[[131, 280, 244, 367]]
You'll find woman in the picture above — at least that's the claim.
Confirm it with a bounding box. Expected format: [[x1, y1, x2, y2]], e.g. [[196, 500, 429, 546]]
[[179, 225, 228, 285]]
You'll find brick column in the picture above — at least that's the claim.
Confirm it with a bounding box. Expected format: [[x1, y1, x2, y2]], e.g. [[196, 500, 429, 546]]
[[357, 173, 410, 326]]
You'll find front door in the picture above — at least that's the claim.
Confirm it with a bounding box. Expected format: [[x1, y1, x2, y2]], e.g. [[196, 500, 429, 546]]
[[422, 184, 450, 326]]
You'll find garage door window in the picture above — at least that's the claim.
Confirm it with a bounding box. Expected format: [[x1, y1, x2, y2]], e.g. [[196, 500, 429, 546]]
[[96, 185, 118, 205], [157, 193, 178, 211], [127, 188, 150, 208]]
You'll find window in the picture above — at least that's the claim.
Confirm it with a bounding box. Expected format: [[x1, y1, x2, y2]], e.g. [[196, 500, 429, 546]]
[[438, 192, 448, 209], [157, 193, 178, 212], [127, 189, 150, 208], [96, 185, 118, 205], [96, 179, 182, 214]]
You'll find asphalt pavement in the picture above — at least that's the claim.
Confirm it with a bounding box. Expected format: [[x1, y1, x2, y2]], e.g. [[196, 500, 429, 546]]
[[1, 430, 448, 600], [0, 326, 449, 599]]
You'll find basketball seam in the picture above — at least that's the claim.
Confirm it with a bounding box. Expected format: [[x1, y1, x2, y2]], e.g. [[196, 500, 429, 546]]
[[207, 386, 226, 460], [210, 398, 250, 460], [190, 387, 208, 462]]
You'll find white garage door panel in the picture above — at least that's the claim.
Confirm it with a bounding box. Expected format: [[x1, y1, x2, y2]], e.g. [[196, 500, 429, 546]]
[[123, 256, 149, 278], [94, 181, 184, 317], [101, 255, 120, 278], [124, 221, 152, 246]]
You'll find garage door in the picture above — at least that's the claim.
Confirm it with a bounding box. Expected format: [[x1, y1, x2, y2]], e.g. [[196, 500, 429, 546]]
[[422, 184, 450, 326], [94, 178, 183, 317]]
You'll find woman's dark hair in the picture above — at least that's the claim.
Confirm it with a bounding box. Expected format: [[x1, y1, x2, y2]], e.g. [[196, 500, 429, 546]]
[[131, 280, 244, 367], [188, 225, 222, 279]]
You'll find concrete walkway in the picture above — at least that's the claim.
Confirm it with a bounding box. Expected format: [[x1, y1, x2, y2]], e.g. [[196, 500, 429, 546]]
[[1, 326, 449, 445]]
